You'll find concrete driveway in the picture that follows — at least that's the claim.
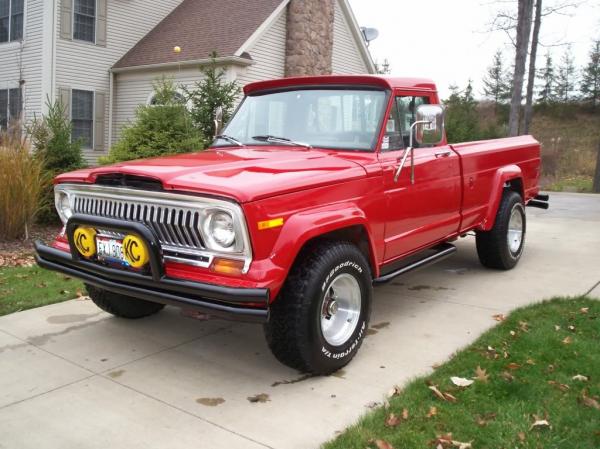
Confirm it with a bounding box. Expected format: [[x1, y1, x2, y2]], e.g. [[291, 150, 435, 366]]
[[1, 192, 599, 449]]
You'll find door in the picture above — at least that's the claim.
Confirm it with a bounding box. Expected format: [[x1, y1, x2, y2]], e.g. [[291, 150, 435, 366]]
[[379, 94, 462, 261]]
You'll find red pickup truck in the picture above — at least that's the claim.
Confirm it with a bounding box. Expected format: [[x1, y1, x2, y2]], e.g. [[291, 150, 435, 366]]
[[35, 75, 548, 374]]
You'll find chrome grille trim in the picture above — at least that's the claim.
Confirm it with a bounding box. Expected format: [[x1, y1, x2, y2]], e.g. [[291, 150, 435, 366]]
[[56, 184, 252, 272]]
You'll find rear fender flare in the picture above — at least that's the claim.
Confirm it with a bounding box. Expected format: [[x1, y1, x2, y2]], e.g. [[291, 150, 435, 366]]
[[480, 165, 523, 231]]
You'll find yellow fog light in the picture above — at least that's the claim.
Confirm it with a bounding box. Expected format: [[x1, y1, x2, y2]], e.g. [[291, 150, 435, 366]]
[[123, 235, 150, 268], [74, 227, 97, 258]]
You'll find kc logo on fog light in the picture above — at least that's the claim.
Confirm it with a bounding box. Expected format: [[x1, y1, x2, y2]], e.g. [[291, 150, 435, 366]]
[[123, 235, 149, 268], [74, 227, 97, 258]]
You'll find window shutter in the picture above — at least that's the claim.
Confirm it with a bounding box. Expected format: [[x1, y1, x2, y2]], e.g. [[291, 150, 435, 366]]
[[94, 92, 106, 151], [96, 0, 107, 47], [58, 87, 71, 121], [60, 0, 73, 40]]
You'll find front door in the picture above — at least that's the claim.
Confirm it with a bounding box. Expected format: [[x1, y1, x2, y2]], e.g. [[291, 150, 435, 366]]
[[379, 94, 462, 261]]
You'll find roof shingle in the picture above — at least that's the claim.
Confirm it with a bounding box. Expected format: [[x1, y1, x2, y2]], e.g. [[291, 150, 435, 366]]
[[113, 0, 286, 69]]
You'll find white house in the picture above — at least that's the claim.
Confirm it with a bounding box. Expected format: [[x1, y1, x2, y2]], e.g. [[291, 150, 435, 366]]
[[0, 0, 375, 163]]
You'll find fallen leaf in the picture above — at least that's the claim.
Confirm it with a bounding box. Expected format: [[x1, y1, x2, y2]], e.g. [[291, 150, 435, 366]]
[[506, 362, 521, 370], [475, 412, 497, 427], [572, 374, 589, 382], [501, 371, 515, 382], [581, 390, 600, 410], [493, 314, 506, 322], [526, 359, 536, 365], [452, 442, 472, 449], [428, 385, 446, 401], [530, 418, 551, 430], [547, 364, 555, 373], [384, 413, 401, 427], [401, 408, 409, 420], [554, 325, 561, 331], [426, 406, 438, 418], [247, 393, 270, 403], [474, 365, 489, 383], [387, 385, 402, 398], [510, 330, 516, 337], [568, 325, 576, 332], [443, 392, 458, 402], [519, 321, 529, 332], [451, 376, 474, 387], [372, 439, 394, 449], [580, 307, 589, 314], [562, 336, 573, 345], [517, 431, 526, 442], [548, 380, 570, 392]]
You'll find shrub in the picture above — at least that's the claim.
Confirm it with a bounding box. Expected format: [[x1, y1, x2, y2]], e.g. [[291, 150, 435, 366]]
[[0, 128, 49, 240], [184, 52, 240, 138], [28, 98, 85, 222], [101, 77, 205, 164]]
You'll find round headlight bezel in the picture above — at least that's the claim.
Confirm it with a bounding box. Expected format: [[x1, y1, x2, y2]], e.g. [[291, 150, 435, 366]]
[[55, 189, 73, 224], [203, 210, 236, 251]]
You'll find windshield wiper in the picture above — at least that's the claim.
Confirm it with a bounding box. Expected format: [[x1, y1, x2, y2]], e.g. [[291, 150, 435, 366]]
[[252, 135, 312, 149], [214, 134, 244, 147]]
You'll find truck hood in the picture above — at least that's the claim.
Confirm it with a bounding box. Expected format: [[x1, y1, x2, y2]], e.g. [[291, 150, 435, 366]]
[[56, 147, 368, 203]]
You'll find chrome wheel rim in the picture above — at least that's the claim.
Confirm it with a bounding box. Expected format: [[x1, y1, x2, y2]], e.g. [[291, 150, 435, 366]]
[[320, 273, 362, 346], [507, 206, 524, 253]]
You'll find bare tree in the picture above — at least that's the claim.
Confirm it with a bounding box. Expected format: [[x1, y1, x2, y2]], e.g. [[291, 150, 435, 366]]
[[522, 0, 542, 134], [508, 0, 534, 136]]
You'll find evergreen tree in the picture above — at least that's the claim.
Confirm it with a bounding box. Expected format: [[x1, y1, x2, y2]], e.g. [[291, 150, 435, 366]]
[[184, 52, 240, 139], [555, 47, 578, 102], [482, 50, 511, 105], [580, 39, 600, 109], [536, 51, 556, 103]]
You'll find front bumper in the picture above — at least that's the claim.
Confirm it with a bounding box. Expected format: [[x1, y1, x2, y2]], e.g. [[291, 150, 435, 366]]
[[34, 215, 270, 323]]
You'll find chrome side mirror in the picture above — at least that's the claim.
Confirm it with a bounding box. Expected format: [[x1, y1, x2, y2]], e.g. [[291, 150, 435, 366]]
[[415, 104, 445, 145], [214, 106, 224, 137]]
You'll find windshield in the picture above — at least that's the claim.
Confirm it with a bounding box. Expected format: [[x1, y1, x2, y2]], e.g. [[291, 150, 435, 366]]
[[213, 88, 388, 151]]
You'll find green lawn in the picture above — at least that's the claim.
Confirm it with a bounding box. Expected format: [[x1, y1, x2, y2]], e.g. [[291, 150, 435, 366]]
[[0, 265, 85, 316], [324, 297, 600, 449]]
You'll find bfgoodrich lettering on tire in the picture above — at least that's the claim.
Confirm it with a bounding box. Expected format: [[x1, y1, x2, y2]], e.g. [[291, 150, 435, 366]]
[[476, 190, 526, 270], [264, 241, 372, 374]]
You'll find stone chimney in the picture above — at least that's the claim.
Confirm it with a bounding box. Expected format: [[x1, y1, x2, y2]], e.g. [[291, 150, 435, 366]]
[[285, 0, 335, 77]]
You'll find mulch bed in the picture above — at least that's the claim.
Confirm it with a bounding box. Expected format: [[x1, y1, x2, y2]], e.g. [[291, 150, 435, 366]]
[[0, 224, 61, 268]]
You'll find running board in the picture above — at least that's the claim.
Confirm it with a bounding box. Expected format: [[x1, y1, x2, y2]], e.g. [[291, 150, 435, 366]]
[[373, 243, 457, 285]]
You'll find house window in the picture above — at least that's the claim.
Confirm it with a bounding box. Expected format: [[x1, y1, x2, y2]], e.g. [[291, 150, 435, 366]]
[[73, 0, 95, 43], [71, 89, 94, 148], [0, 0, 24, 43], [0, 87, 22, 130]]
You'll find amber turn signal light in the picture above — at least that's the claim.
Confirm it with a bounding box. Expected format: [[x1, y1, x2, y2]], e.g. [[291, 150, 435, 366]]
[[257, 217, 284, 230], [211, 258, 245, 275]]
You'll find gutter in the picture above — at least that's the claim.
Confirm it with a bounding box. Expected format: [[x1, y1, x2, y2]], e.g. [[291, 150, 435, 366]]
[[110, 56, 254, 74]]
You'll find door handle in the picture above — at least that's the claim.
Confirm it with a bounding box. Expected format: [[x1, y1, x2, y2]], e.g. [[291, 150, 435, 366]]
[[435, 150, 452, 158]]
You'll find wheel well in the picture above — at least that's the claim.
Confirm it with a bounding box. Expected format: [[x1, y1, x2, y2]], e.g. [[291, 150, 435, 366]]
[[505, 178, 524, 199], [294, 225, 375, 276]]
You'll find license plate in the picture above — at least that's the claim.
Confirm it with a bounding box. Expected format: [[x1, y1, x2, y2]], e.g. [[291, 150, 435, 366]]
[[97, 237, 124, 262]]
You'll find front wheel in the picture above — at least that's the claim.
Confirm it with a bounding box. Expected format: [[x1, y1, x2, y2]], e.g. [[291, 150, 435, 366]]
[[476, 190, 526, 270], [86, 284, 165, 319], [264, 241, 372, 374]]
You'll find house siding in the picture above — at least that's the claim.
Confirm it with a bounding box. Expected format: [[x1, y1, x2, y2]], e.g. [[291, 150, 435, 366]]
[[235, 6, 287, 90], [54, 0, 183, 163], [0, 0, 44, 123], [113, 67, 205, 143], [332, 0, 369, 75]]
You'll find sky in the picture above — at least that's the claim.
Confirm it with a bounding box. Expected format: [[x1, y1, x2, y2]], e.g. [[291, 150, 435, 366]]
[[348, 0, 600, 99]]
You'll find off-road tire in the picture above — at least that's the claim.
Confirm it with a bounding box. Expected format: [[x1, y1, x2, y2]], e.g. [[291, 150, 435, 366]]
[[86, 284, 165, 319], [264, 241, 372, 375], [476, 190, 526, 270]]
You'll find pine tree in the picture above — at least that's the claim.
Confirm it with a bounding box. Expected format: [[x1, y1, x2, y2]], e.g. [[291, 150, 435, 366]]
[[580, 39, 600, 109], [536, 51, 555, 103], [555, 47, 577, 102], [482, 50, 511, 106]]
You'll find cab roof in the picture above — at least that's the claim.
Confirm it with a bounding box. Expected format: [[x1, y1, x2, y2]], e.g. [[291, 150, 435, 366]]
[[243, 75, 437, 95]]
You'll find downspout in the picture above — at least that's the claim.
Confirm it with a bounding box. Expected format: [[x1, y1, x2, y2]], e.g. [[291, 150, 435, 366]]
[[50, 0, 57, 101], [108, 70, 114, 147]]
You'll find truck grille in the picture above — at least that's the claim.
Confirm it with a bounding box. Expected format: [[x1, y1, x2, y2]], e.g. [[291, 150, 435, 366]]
[[72, 196, 205, 250]]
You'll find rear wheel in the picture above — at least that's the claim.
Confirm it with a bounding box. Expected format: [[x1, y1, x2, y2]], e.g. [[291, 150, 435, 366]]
[[264, 241, 372, 374], [86, 284, 165, 319], [476, 190, 526, 270]]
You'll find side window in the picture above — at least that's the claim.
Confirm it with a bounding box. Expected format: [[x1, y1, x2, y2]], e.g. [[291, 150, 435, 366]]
[[396, 96, 430, 148], [71, 89, 94, 149], [381, 99, 403, 152]]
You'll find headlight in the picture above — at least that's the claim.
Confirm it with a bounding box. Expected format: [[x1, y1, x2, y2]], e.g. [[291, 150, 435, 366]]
[[203, 211, 236, 249], [55, 189, 72, 224]]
